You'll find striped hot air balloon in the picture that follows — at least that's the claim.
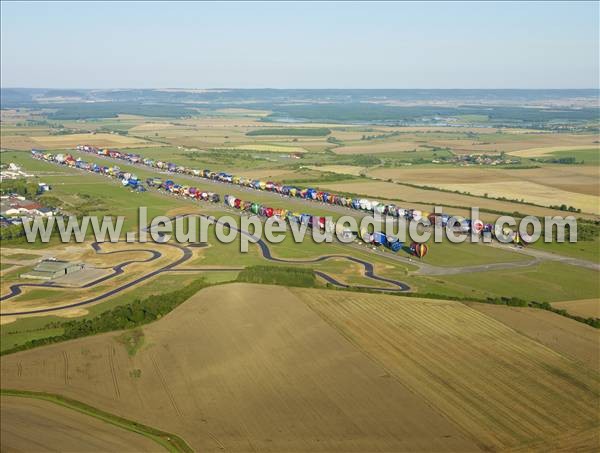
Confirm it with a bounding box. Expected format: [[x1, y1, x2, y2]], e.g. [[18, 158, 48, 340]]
[[411, 242, 428, 258]]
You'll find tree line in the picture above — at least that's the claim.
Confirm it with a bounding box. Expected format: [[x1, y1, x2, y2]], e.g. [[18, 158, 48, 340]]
[[1, 278, 210, 356], [236, 265, 317, 287]]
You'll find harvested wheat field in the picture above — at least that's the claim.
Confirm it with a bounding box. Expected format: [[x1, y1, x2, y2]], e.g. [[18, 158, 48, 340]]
[[307, 165, 366, 176], [428, 181, 599, 214], [469, 303, 599, 371], [510, 144, 600, 158], [429, 134, 598, 154], [30, 133, 156, 149], [0, 395, 162, 452], [320, 180, 569, 218], [551, 298, 600, 319], [0, 284, 478, 453], [293, 288, 600, 452], [220, 143, 308, 153], [369, 165, 600, 197], [0, 134, 40, 150], [334, 141, 425, 154]]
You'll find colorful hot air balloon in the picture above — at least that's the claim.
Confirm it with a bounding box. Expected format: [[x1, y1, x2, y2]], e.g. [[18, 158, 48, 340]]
[[386, 236, 403, 252], [411, 242, 428, 258], [372, 231, 387, 246], [473, 219, 484, 234]]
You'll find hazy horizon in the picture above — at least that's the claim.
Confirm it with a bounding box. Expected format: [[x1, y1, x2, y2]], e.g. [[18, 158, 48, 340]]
[[2, 87, 600, 91]]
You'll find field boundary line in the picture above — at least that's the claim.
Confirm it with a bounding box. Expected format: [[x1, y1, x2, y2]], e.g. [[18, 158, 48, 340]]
[[0, 388, 193, 453]]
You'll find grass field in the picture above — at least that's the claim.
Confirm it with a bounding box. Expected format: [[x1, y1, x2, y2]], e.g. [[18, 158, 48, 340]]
[[1, 120, 598, 324], [424, 261, 599, 302], [2, 148, 596, 309], [0, 284, 481, 452], [544, 148, 600, 165], [0, 135, 40, 150], [532, 239, 600, 264], [295, 288, 600, 451], [1, 253, 40, 261]]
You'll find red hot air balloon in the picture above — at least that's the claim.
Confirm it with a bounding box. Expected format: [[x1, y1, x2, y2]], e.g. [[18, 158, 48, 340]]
[[411, 242, 428, 258], [473, 219, 484, 234]]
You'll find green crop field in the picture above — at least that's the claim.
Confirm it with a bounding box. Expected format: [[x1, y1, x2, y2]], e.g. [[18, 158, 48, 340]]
[[422, 261, 599, 302], [546, 148, 600, 165]]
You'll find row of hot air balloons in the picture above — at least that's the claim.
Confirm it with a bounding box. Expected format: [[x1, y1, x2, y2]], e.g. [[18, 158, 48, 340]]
[[74, 145, 473, 227], [75, 145, 501, 238], [223, 194, 335, 230], [158, 180, 221, 203], [222, 194, 432, 257], [31, 150, 146, 191], [30, 150, 225, 207], [70, 145, 528, 250]]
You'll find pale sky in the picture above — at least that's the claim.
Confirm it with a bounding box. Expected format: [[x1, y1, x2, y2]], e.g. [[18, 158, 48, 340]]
[[1, 1, 598, 89]]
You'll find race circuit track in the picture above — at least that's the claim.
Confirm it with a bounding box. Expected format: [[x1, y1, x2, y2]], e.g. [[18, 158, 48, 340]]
[[0, 215, 410, 316]]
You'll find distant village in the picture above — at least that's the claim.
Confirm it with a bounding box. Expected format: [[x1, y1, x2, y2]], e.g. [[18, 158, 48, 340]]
[[0, 162, 54, 228], [432, 153, 522, 166]]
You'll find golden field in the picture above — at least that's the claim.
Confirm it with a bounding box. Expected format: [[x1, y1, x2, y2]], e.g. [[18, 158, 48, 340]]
[[296, 288, 600, 452], [427, 134, 598, 154], [2, 284, 598, 452], [368, 165, 600, 197], [334, 141, 426, 154], [29, 133, 156, 149], [469, 303, 599, 371], [422, 181, 599, 215], [219, 143, 308, 153], [551, 298, 600, 319], [319, 180, 576, 219], [509, 144, 600, 158], [0, 396, 160, 452], [364, 164, 600, 215], [0, 284, 479, 452]]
